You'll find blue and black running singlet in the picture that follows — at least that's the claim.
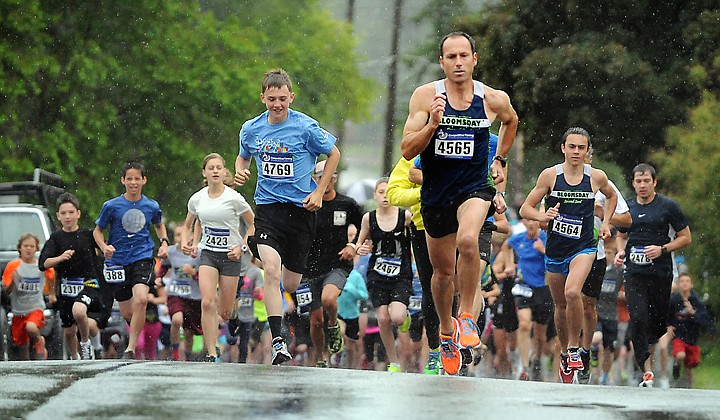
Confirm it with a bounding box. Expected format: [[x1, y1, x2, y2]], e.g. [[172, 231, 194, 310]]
[[420, 80, 492, 207], [545, 164, 597, 259]]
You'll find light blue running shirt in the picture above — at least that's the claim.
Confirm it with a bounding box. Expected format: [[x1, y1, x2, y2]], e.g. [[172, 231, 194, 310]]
[[239, 109, 336, 206]]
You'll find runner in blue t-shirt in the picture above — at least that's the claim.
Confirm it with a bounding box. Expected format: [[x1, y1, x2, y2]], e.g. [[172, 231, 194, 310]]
[[234, 69, 341, 365], [503, 218, 551, 380], [93, 161, 169, 360]]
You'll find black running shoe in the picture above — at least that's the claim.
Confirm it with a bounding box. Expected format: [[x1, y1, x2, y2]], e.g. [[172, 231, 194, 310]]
[[577, 348, 591, 384], [228, 318, 241, 337]]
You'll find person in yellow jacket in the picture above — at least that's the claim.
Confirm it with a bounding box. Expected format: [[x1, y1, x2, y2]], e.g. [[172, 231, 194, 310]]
[[386, 157, 441, 374]]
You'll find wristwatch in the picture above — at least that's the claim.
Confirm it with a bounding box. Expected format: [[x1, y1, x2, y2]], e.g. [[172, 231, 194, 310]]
[[493, 155, 507, 167], [160, 237, 170, 246], [496, 191, 506, 198], [661, 245, 668, 255]]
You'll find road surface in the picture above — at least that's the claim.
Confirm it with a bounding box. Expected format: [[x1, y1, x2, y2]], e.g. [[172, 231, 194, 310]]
[[1, 361, 717, 419]]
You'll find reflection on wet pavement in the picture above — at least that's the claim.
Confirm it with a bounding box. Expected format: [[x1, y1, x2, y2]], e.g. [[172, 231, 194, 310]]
[[1, 361, 718, 419]]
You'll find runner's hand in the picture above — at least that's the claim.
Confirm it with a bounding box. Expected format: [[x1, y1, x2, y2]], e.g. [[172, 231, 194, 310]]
[[490, 160, 505, 184], [533, 238, 545, 253], [614, 250, 625, 267], [234, 169, 251, 186], [227, 247, 242, 261], [599, 222, 612, 240], [544, 203, 560, 222], [357, 239, 372, 256], [493, 191, 507, 214], [103, 244, 115, 259], [158, 243, 169, 259], [302, 190, 323, 211], [430, 93, 445, 125], [683, 299, 696, 315], [338, 245, 355, 261]]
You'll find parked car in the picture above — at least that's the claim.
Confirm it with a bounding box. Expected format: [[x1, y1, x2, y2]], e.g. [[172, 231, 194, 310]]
[[0, 169, 65, 360]]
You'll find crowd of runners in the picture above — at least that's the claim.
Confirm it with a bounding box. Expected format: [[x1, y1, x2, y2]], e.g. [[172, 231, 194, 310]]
[[1, 32, 711, 389]]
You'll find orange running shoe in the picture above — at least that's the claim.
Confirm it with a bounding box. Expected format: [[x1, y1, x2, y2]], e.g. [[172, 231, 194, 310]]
[[458, 312, 481, 349], [439, 318, 461, 375], [639, 371, 655, 388]]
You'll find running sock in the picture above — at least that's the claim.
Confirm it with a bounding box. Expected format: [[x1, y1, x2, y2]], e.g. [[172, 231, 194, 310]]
[[430, 346, 440, 352], [171, 343, 180, 350], [268, 316, 283, 339], [90, 333, 102, 350], [81, 339, 91, 347]]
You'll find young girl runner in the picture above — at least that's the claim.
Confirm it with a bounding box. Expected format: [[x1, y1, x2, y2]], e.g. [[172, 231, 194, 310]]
[[356, 177, 413, 372], [182, 153, 255, 362]]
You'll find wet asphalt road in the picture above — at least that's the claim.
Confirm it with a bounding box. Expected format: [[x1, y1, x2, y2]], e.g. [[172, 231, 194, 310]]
[[1, 361, 718, 419]]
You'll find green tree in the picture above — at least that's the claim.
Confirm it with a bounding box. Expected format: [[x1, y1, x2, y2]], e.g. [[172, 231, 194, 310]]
[[0, 0, 374, 223], [652, 94, 720, 309], [458, 1, 718, 172]]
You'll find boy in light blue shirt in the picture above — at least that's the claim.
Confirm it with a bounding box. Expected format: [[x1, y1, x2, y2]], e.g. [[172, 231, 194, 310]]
[[234, 68, 341, 365]]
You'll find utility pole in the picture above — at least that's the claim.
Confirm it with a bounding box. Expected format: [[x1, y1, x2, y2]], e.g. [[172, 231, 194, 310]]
[[336, 0, 355, 151], [382, 0, 402, 175]]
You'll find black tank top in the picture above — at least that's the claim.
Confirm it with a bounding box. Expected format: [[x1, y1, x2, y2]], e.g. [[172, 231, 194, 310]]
[[367, 208, 412, 282]]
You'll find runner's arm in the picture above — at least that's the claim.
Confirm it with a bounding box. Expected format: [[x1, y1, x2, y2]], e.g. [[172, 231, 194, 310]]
[[93, 226, 114, 259], [596, 171, 617, 240], [241, 208, 256, 249], [303, 146, 341, 211], [614, 232, 628, 266], [486, 87, 518, 184], [155, 222, 169, 259], [401, 85, 441, 160], [493, 212, 511, 234], [519, 168, 554, 222], [181, 212, 197, 256], [386, 158, 421, 208], [664, 226, 692, 254], [234, 155, 252, 186], [355, 213, 372, 256]]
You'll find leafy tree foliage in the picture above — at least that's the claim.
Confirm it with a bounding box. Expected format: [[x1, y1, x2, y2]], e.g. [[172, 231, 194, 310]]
[[0, 0, 374, 223], [652, 94, 720, 308], [458, 1, 719, 171]]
